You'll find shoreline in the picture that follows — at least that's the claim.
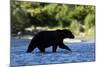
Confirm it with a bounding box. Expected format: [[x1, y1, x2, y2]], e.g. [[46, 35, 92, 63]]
[[11, 35, 95, 44]]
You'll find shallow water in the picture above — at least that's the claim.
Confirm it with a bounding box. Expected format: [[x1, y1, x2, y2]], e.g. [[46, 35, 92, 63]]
[[10, 38, 95, 66]]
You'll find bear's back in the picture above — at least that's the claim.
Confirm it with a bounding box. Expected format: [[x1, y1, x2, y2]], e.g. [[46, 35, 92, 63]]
[[33, 31, 58, 43]]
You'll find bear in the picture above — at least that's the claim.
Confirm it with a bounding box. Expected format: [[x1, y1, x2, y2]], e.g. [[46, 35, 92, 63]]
[[26, 29, 75, 53]]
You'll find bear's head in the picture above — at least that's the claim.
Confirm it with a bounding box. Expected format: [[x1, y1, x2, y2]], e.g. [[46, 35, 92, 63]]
[[56, 29, 75, 39]]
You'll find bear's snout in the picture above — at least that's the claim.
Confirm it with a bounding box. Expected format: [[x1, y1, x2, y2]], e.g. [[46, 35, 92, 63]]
[[68, 33, 75, 39], [71, 35, 75, 39]]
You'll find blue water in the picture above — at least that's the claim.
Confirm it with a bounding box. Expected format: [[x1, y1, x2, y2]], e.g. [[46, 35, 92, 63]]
[[10, 38, 95, 66]]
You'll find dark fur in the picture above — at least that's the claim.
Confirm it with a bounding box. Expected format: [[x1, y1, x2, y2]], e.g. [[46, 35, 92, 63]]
[[26, 29, 74, 53]]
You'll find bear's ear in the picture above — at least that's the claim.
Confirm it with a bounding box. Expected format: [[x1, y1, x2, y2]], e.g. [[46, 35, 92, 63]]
[[62, 29, 72, 33], [56, 29, 64, 38], [56, 29, 61, 32], [56, 29, 61, 36], [63, 29, 69, 31]]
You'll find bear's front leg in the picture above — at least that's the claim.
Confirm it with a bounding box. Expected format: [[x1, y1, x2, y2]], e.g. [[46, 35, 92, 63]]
[[59, 43, 72, 52]]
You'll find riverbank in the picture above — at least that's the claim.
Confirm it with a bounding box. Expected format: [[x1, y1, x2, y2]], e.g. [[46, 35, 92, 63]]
[[11, 34, 95, 44]]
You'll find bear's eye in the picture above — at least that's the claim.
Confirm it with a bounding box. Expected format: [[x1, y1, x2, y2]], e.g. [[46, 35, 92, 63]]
[[67, 33, 71, 35]]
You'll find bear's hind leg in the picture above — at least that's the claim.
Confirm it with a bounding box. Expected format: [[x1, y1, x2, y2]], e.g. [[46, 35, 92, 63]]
[[26, 44, 36, 53]]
